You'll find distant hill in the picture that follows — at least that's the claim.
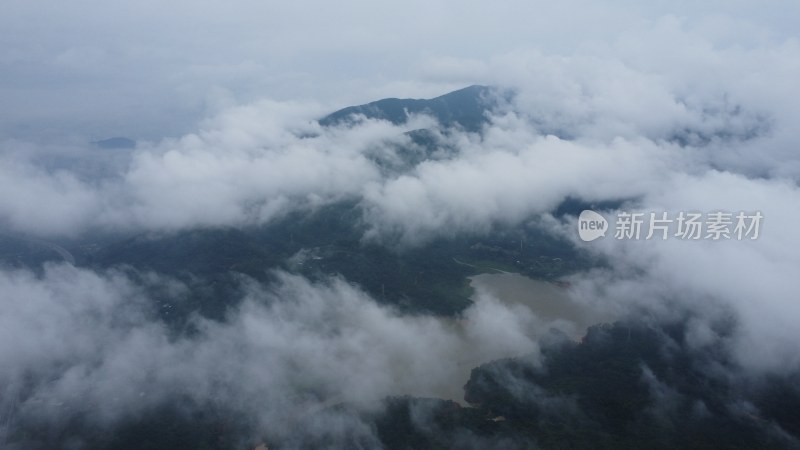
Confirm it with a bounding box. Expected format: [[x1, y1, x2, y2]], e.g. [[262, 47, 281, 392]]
[[319, 85, 499, 132], [92, 137, 136, 149]]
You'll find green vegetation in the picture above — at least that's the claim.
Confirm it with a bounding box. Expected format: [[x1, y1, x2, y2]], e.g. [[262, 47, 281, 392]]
[[459, 320, 800, 449], [72, 199, 593, 322]]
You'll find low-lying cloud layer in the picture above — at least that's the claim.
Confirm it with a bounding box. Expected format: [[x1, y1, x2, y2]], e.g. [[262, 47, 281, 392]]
[[2, 21, 798, 240], [0, 264, 557, 446], [2, 4, 800, 447]]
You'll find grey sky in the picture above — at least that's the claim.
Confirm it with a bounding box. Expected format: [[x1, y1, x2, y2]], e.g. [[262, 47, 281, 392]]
[[1, 0, 798, 140]]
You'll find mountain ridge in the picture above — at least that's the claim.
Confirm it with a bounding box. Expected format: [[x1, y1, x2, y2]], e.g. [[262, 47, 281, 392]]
[[319, 85, 497, 132]]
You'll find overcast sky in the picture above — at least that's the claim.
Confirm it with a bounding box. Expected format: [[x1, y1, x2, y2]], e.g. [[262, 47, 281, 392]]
[[1, 0, 798, 140], [3, 2, 800, 445]]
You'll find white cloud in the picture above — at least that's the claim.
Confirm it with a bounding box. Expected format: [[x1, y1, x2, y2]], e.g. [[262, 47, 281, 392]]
[[2, 2, 800, 443], [556, 170, 800, 373], [0, 265, 558, 442]]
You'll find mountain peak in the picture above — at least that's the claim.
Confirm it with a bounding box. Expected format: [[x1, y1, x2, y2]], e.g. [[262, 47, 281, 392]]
[[92, 137, 136, 149], [319, 85, 497, 132]]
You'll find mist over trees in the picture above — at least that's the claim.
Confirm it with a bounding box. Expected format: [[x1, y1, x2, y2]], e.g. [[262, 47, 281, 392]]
[[3, 1, 800, 448]]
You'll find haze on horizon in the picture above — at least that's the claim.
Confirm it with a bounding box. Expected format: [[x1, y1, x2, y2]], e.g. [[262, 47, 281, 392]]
[[1, 0, 797, 140]]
